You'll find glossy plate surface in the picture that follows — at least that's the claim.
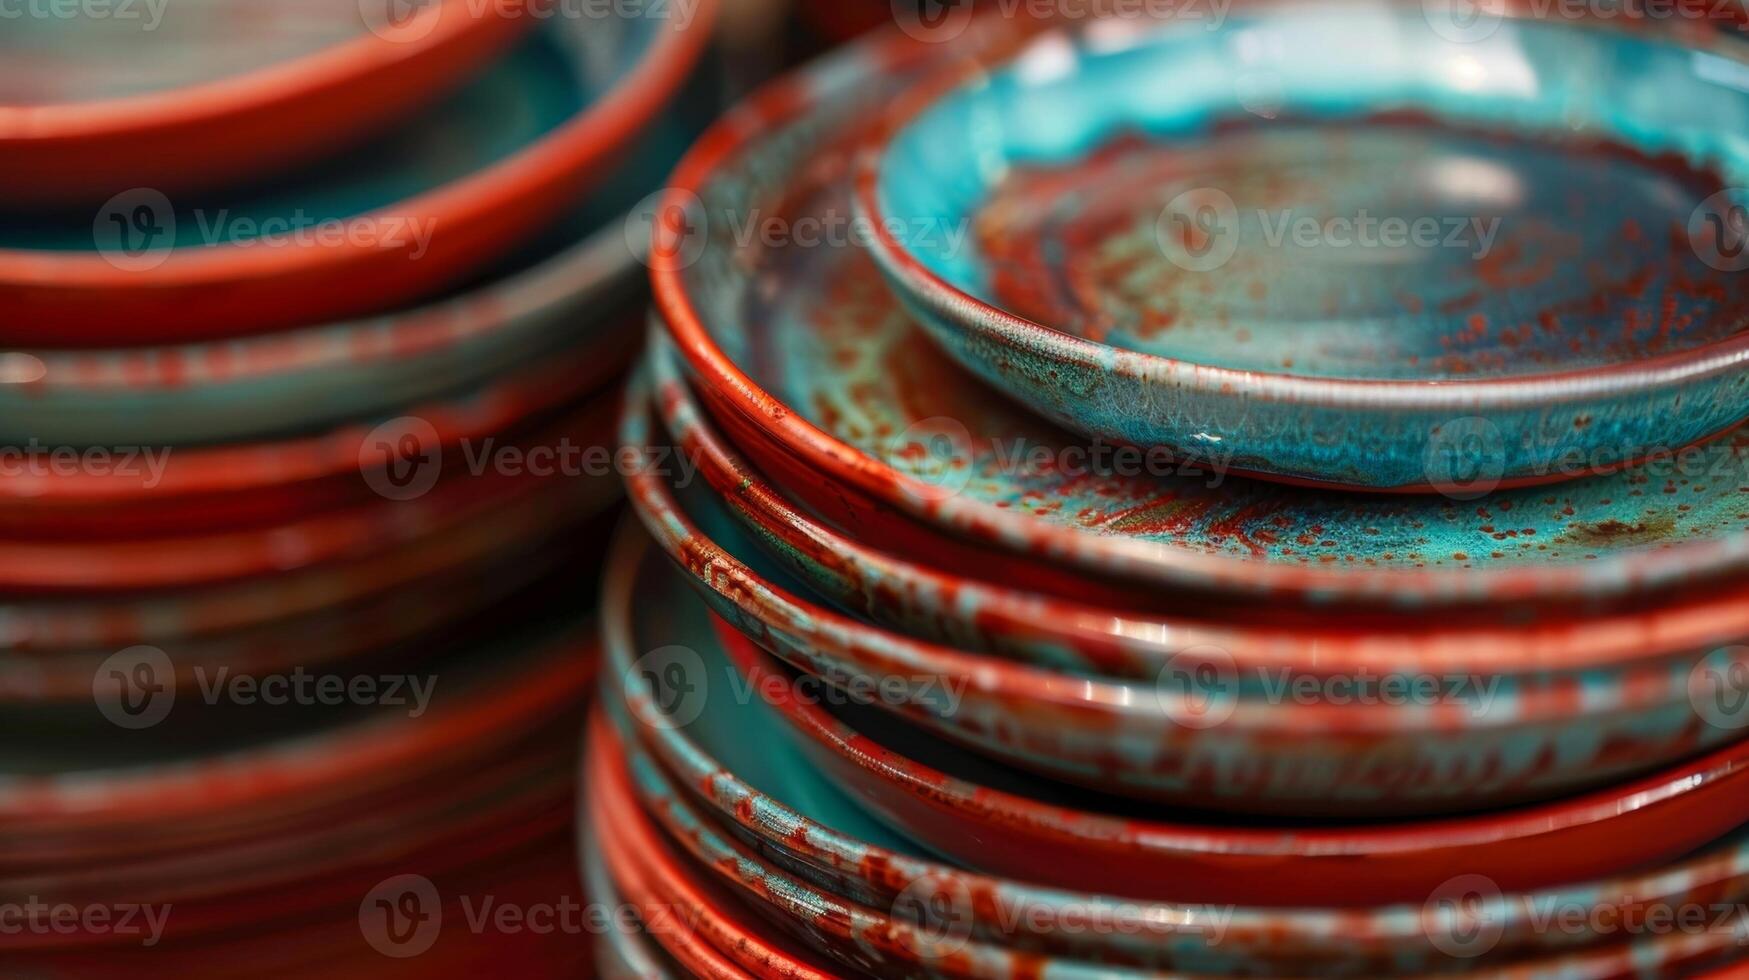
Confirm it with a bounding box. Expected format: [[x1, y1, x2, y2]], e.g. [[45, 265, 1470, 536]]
[[0, 88, 709, 447], [649, 330, 1749, 683], [601, 529, 1749, 972], [653, 21, 1749, 611], [859, 5, 1749, 489], [604, 510, 1749, 905], [625, 372, 1748, 816], [0, 0, 713, 345], [0, 0, 531, 206]]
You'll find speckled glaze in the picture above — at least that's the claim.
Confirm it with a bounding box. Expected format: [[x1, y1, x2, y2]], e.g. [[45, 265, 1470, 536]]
[[0, 88, 710, 447], [599, 536, 1749, 974], [622, 375, 1749, 816], [651, 18, 1749, 612], [595, 715, 1156, 980], [648, 331, 1749, 683], [0, 1, 714, 345], [857, 5, 1749, 490], [602, 513, 1749, 904]]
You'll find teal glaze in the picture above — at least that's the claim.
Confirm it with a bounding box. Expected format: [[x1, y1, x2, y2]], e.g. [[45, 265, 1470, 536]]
[[603, 508, 1749, 973], [624, 372, 1746, 815], [0, 27, 706, 449], [685, 95, 1749, 600], [0, 26, 578, 250], [647, 328, 1749, 712], [864, 5, 1749, 489]]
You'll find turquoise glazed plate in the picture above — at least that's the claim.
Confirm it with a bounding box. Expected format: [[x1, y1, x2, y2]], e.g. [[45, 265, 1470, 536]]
[[858, 3, 1749, 491], [623, 373, 1748, 817], [654, 19, 1749, 613], [602, 520, 1749, 974]]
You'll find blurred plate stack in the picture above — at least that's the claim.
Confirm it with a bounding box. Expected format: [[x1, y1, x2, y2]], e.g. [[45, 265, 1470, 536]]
[[0, 0, 718, 973], [588, 9, 1749, 978]]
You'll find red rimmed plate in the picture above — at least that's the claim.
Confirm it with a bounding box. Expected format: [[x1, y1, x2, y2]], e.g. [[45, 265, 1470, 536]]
[[622, 376, 1748, 818], [0, 0, 531, 208], [0, 1, 715, 345], [0, 380, 624, 592], [648, 330, 1749, 683], [601, 522, 1749, 974], [0, 331, 626, 541], [650, 17, 1749, 616], [0, 465, 615, 657], [0, 617, 594, 838]]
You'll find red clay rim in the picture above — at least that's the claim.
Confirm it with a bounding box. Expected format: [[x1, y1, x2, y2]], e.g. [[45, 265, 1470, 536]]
[[0, 0, 716, 290], [0, 334, 620, 507], [603, 532, 1749, 957], [0, 394, 617, 592], [626, 366, 1715, 737], [612, 414, 1749, 857], [0, 621, 597, 826], [0, 201, 641, 399], [0, 0, 523, 143], [648, 24, 1749, 606], [715, 609, 1749, 867], [588, 713, 858, 980], [851, 5, 1749, 409], [647, 348, 1749, 677]]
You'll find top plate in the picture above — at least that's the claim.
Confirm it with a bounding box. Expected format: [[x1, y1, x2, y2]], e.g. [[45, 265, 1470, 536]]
[[857, 4, 1749, 489], [654, 18, 1749, 610]]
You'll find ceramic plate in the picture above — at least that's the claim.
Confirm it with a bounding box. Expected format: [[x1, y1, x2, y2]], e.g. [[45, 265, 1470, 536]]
[[648, 328, 1749, 683], [653, 19, 1749, 613], [603, 517, 1749, 972], [623, 375, 1745, 816], [0, 0, 530, 207], [0, 0, 714, 344], [0, 81, 712, 446], [858, 5, 1749, 490]]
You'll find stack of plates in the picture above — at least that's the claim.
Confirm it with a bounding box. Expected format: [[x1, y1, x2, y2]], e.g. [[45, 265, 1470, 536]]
[[1, 0, 717, 971], [591, 7, 1749, 977]]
